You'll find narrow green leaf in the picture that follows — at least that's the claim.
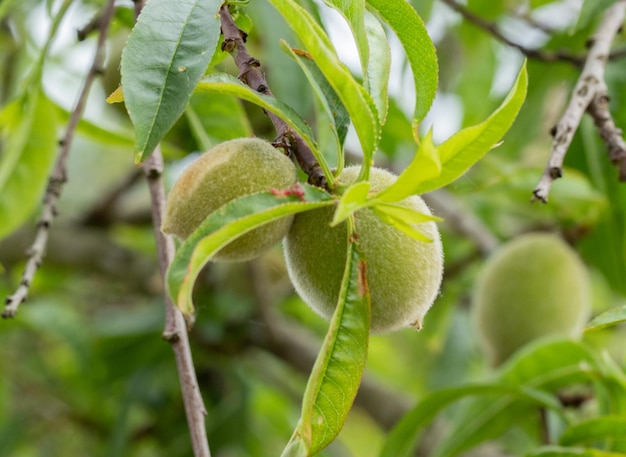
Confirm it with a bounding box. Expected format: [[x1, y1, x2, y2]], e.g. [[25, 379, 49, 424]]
[[380, 383, 562, 457], [323, 0, 368, 76], [585, 306, 626, 332], [121, 0, 222, 163], [332, 181, 371, 226], [317, 2, 390, 123], [288, 241, 370, 455], [196, 73, 318, 154], [410, 62, 528, 195], [185, 90, 252, 151], [560, 416, 626, 447], [373, 203, 443, 225], [280, 41, 350, 148], [372, 206, 433, 242], [526, 446, 626, 457], [0, 88, 57, 241], [166, 185, 334, 315], [280, 40, 346, 181], [382, 339, 604, 457], [366, 0, 437, 123], [364, 10, 391, 123], [374, 129, 441, 203], [267, 0, 380, 174], [431, 339, 604, 457]]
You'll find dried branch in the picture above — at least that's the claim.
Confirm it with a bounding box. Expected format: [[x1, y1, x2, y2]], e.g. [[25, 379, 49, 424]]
[[532, 1, 626, 202], [587, 90, 626, 181], [441, 0, 626, 67], [218, 5, 327, 189], [143, 148, 211, 457], [128, 0, 211, 455], [2, 0, 117, 318]]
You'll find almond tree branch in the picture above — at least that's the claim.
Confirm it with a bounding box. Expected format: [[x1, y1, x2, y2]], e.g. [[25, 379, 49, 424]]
[[129, 1, 211, 455], [218, 5, 327, 189], [441, 0, 626, 66], [2, 0, 116, 318], [532, 1, 626, 202], [587, 87, 626, 181], [143, 148, 211, 457]]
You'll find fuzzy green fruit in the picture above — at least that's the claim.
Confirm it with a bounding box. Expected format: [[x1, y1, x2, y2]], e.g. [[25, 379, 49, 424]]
[[162, 138, 297, 262], [472, 233, 591, 366], [284, 166, 443, 333]]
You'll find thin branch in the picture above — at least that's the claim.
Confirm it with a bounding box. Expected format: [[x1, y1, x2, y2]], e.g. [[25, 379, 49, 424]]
[[2, 0, 117, 318], [129, 0, 211, 455], [587, 90, 626, 181], [143, 147, 211, 457], [218, 5, 327, 189], [441, 0, 626, 67], [532, 1, 626, 202]]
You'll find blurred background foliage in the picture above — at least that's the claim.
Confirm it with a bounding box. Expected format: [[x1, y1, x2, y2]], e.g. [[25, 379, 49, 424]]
[[0, 0, 625, 456]]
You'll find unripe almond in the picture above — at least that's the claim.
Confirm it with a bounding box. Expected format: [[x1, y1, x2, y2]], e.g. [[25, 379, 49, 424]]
[[472, 233, 591, 366], [162, 138, 297, 262], [284, 166, 443, 333]]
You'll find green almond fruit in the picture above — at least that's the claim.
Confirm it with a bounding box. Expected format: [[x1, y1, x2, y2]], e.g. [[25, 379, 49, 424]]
[[472, 233, 591, 366], [162, 138, 297, 262], [284, 166, 443, 333]]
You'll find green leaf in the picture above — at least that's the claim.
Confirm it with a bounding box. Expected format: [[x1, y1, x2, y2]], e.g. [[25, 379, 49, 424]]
[[366, 0, 437, 123], [383, 339, 603, 457], [121, 0, 222, 163], [279, 40, 347, 180], [321, 2, 390, 122], [410, 61, 528, 195], [267, 0, 380, 177], [332, 181, 371, 226], [0, 88, 57, 241], [196, 73, 319, 155], [560, 416, 626, 447], [166, 185, 334, 315], [526, 446, 626, 457], [380, 383, 562, 457], [363, 10, 391, 123], [185, 90, 252, 151], [372, 203, 441, 242], [323, 0, 368, 76], [374, 129, 441, 203], [285, 241, 370, 455], [585, 306, 626, 332], [280, 41, 350, 149]]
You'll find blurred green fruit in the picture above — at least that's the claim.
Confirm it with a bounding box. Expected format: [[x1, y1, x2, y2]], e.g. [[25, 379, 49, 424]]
[[472, 233, 591, 366], [162, 138, 297, 262], [284, 166, 443, 333]]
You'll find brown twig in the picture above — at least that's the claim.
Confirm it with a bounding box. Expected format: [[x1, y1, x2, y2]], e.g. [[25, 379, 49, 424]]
[[129, 0, 211, 455], [143, 148, 211, 457], [2, 0, 116, 318], [218, 5, 327, 189], [587, 90, 626, 181], [440, 0, 626, 67], [532, 1, 626, 202]]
